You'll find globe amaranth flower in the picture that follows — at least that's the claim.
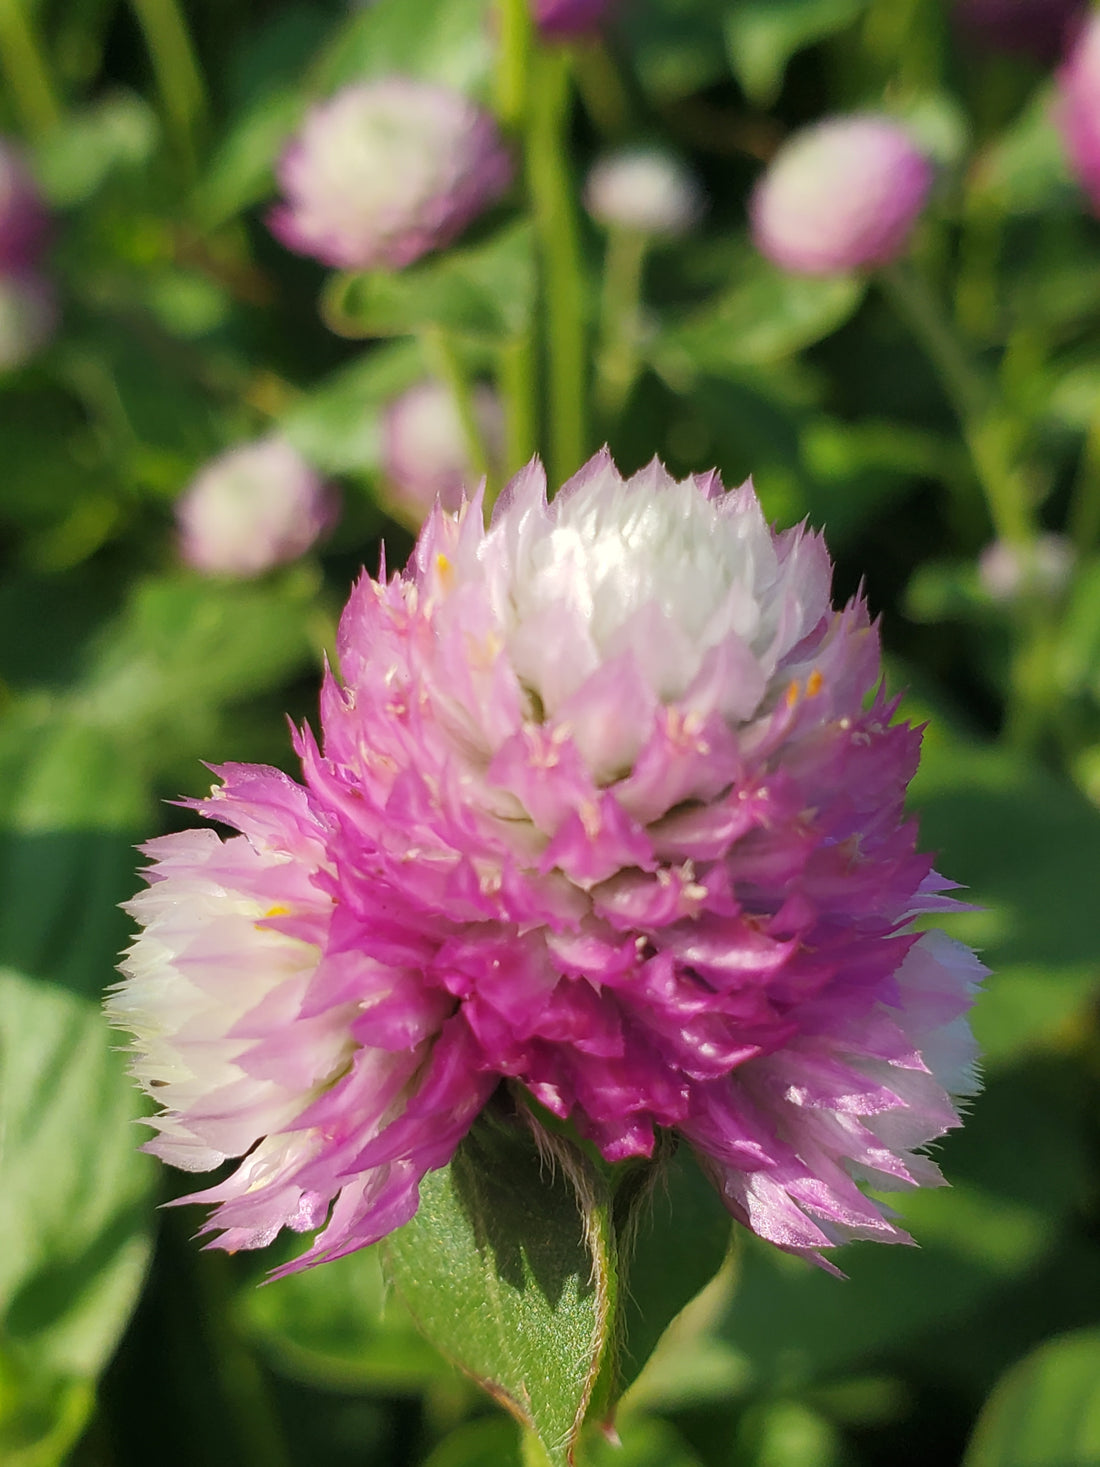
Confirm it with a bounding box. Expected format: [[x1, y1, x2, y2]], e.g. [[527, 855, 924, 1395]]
[[109, 451, 982, 1274], [0, 138, 49, 272], [1058, 14, 1100, 215], [269, 80, 513, 271], [176, 436, 336, 577], [534, 0, 619, 39], [751, 116, 934, 276], [584, 148, 704, 238], [380, 378, 505, 524]]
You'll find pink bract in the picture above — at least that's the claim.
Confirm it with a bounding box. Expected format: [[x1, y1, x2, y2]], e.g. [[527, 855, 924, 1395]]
[[0, 138, 49, 272], [751, 116, 933, 276], [534, 0, 618, 38], [1058, 14, 1100, 215], [109, 452, 982, 1274], [269, 80, 513, 271]]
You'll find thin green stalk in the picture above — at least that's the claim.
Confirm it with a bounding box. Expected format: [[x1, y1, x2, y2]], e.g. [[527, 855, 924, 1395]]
[[424, 326, 491, 484], [527, 49, 588, 486], [0, 0, 62, 136], [879, 261, 1034, 545], [129, 0, 208, 175], [496, 0, 533, 132], [595, 226, 648, 420], [1068, 406, 1100, 554], [499, 329, 538, 481]]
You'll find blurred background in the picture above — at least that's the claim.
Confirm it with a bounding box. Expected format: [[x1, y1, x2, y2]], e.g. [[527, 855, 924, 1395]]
[[4, 0, 1100, 1464]]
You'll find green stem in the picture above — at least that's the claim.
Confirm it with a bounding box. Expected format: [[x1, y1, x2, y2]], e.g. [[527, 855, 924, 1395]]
[[571, 41, 632, 138], [496, 0, 533, 133], [423, 326, 491, 485], [129, 0, 208, 175], [595, 227, 648, 421], [1068, 407, 1100, 554], [879, 261, 1034, 545], [0, 0, 62, 136], [499, 329, 538, 481], [527, 48, 588, 486]]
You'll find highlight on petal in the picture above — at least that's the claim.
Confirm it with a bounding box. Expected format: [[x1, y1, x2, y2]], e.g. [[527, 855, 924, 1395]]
[[109, 450, 983, 1272]]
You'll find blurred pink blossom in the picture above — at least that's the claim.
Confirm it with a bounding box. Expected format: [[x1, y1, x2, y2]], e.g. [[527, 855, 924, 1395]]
[[380, 378, 505, 522], [584, 148, 704, 237], [533, 0, 618, 39], [0, 139, 49, 272], [269, 80, 513, 271], [1058, 14, 1100, 214], [751, 116, 933, 276], [0, 269, 57, 370], [177, 436, 336, 577]]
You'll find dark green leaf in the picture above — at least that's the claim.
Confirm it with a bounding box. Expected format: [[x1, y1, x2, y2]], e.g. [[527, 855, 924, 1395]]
[[382, 1114, 617, 1466], [724, 0, 867, 108], [421, 1417, 523, 1467], [963, 1329, 1100, 1467], [281, 340, 426, 474]]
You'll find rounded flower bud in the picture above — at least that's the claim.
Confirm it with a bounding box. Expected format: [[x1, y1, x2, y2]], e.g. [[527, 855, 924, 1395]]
[[0, 139, 49, 272], [0, 269, 57, 370], [111, 450, 981, 1276], [269, 80, 514, 271], [176, 436, 336, 578], [751, 116, 934, 276], [380, 378, 505, 523], [954, 0, 1084, 60], [979, 534, 1074, 603], [533, 0, 618, 39], [1058, 15, 1100, 215], [584, 148, 704, 237]]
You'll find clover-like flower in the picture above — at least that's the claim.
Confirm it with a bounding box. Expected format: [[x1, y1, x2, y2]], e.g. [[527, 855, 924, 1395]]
[[176, 436, 336, 578], [751, 116, 933, 276], [109, 452, 981, 1274], [534, 0, 619, 39], [269, 80, 513, 271], [380, 378, 505, 524], [584, 148, 704, 238], [0, 138, 49, 272]]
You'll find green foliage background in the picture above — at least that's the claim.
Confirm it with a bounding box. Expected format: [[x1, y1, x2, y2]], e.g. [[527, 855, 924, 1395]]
[[3, 0, 1100, 1464]]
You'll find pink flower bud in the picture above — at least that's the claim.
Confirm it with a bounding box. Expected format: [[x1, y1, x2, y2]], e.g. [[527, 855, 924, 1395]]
[[380, 379, 505, 523], [176, 437, 336, 578], [584, 148, 704, 237], [0, 269, 57, 370], [533, 0, 618, 39], [751, 116, 934, 276], [0, 139, 49, 272], [954, 0, 1084, 60], [269, 80, 513, 271], [1058, 14, 1100, 214]]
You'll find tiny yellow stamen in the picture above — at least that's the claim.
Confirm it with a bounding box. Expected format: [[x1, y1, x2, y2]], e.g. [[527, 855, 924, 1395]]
[[785, 680, 801, 708], [806, 669, 823, 696]]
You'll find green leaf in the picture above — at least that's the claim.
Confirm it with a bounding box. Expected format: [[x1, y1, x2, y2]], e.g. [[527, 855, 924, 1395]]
[[724, 0, 867, 107], [325, 224, 534, 345], [281, 340, 427, 474], [621, 0, 731, 102], [963, 1329, 1100, 1467], [311, 0, 495, 97], [382, 1113, 617, 1467], [0, 969, 155, 1460], [653, 255, 864, 379], [192, 86, 304, 231], [616, 1145, 731, 1392], [240, 1241, 458, 1394], [32, 92, 158, 206], [910, 724, 1100, 1066]]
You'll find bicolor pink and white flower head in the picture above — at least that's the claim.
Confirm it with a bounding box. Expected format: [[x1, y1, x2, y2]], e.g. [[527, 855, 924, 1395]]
[[176, 436, 336, 578], [110, 451, 982, 1274], [751, 116, 934, 276], [0, 139, 49, 272], [1058, 14, 1100, 215], [0, 269, 57, 370], [533, 0, 618, 39], [269, 80, 513, 271], [380, 378, 505, 523], [584, 148, 704, 238]]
